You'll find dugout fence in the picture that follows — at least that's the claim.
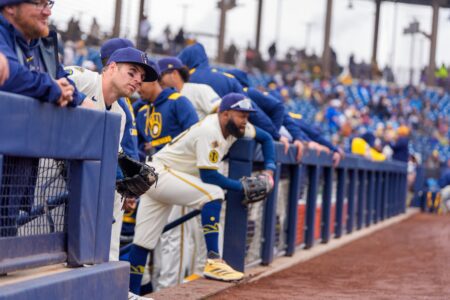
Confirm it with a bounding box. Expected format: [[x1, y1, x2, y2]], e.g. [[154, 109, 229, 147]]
[[0, 92, 128, 300]]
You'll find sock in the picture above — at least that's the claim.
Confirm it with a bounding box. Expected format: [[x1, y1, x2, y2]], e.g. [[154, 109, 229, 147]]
[[128, 244, 149, 295], [201, 199, 221, 256]]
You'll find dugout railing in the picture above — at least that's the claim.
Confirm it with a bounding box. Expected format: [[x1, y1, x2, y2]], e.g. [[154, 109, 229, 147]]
[[0, 92, 128, 300], [223, 139, 408, 272]]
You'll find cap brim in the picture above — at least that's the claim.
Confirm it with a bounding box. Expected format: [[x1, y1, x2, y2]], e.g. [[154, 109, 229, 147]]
[[230, 107, 256, 113]]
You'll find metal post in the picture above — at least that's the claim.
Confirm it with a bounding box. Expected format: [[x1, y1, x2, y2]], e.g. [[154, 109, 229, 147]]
[[427, 0, 440, 86], [112, 0, 122, 37], [217, 0, 227, 63], [321, 167, 333, 243], [335, 168, 346, 238], [371, 0, 381, 76], [322, 0, 333, 78], [305, 166, 319, 249], [261, 163, 282, 265], [357, 170, 366, 230], [286, 164, 302, 256], [255, 0, 263, 52], [365, 171, 374, 227]]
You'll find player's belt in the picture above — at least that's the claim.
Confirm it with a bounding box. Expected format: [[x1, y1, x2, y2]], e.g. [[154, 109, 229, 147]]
[[151, 136, 172, 147]]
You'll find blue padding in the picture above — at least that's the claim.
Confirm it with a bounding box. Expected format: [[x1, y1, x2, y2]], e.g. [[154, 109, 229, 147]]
[[0, 252, 66, 274], [0, 262, 129, 300], [261, 163, 281, 265], [227, 139, 256, 161], [0, 92, 106, 160], [223, 159, 253, 272], [0, 233, 65, 265], [94, 112, 121, 263], [67, 161, 101, 266]]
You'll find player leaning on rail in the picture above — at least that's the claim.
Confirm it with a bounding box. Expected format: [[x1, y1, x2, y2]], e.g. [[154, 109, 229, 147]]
[[128, 93, 276, 295]]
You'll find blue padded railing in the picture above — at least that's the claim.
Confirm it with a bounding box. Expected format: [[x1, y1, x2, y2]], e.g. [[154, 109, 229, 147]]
[[0, 91, 121, 274], [223, 139, 408, 272]]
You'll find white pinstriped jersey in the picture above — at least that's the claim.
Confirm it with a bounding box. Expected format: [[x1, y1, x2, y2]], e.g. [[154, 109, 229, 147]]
[[181, 83, 221, 119], [153, 113, 255, 177]]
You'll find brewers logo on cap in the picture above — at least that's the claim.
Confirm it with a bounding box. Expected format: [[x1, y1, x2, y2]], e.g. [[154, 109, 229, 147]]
[[141, 53, 149, 65]]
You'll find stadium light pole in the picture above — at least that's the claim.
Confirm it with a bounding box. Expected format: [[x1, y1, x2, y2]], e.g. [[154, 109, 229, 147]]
[[217, 0, 228, 63], [255, 0, 264, 52], [427, 0, 440, 86], [136, 0, 146, 49], [113, 0, 122, 37], [371, 0, 382, 77], [322, 0, 333, 78]]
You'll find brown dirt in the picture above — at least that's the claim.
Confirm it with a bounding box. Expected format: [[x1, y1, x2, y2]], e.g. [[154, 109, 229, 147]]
[[209, 214, 450, 300]]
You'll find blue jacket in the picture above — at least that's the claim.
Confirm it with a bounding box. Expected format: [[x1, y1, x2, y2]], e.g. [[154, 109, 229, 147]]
[[118, 98, 139, 160], [390, 137, 409, 163], [227, 68, 285, 131], [0, 14, 82, 106], [74, 47, 103, 72], [135, 88, 199, 157], [178, 44, 280, 140]]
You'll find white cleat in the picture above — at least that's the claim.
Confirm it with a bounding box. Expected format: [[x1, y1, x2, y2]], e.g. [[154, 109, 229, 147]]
[[128, 291, 153, 300]]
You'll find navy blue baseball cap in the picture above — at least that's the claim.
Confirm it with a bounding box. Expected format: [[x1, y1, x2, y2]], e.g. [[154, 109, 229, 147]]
[[219, 93, 256, 113], [157, 57, 185, 74], [100, 38, 134, 60], [106, 47, 159, 82]]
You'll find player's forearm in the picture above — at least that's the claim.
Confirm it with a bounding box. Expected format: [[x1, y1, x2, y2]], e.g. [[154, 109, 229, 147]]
[[254, 127, 276, 172], [199, 168, 243, 191]]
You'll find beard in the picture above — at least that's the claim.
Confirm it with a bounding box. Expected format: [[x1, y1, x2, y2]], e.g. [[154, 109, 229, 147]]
[[15, 7, 49, 39], [225, 119, 245, 138]]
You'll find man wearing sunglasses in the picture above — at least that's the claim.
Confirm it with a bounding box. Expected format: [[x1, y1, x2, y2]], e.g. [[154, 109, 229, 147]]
[[128, 93, 276, 294]]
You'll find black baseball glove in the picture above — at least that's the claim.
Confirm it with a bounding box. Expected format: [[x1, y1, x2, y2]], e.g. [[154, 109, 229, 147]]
[[116, 153, 158, 198], [241, 173, 274, 205]]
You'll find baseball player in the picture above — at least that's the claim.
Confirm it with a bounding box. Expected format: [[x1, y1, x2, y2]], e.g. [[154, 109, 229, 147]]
[[66, 46, 158, 300], [158, 57, 221, 119], [135, 79, 199, 157], [128, 93, 276, 295]]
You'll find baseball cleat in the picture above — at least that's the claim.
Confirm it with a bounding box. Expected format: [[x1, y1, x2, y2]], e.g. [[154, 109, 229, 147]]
[[128, 291, 153, 300], [203, 259, 244, 282]]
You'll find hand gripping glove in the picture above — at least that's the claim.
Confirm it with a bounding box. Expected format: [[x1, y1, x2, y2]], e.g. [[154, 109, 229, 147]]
[[241, 173, 274, 205], [116, 153, 158, 198]]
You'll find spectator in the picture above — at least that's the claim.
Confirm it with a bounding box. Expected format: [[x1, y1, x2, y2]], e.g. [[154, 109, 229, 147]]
[[268, 42, 276, 60], [224, 41, 238, 65], [173, 28, 185, 53], [138, 15, 151, 51], [390, 125, 410, 163], [73, 39, 102, 72]]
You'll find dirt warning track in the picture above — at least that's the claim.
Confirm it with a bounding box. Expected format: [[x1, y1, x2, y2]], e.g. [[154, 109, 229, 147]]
[[209, 214, 450, 300]]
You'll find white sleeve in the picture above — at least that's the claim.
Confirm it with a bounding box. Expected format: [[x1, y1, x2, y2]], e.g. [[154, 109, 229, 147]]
[[65, 66, 97, 96], [199, 84, 221, 115], [244, 122, 256, 138]]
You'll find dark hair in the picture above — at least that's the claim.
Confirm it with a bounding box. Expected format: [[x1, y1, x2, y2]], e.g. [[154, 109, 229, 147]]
[[178, 66, 190, 83]]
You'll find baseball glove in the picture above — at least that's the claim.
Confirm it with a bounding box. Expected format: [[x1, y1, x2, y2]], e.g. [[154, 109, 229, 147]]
[[241, 173, 274, 205], [116, 153, 158, 198]]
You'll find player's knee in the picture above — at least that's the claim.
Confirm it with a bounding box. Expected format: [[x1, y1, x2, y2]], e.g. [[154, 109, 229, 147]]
[[209, 186, 225, 201]]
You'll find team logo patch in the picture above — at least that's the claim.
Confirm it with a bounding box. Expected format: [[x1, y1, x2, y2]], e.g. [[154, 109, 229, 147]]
[[209, 150, 219, 163], [211, 141, 219, 148], [147, 112, 162, 138]]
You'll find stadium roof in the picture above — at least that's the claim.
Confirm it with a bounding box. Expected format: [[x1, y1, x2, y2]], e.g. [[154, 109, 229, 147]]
[[377, 0, 450, 8]]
